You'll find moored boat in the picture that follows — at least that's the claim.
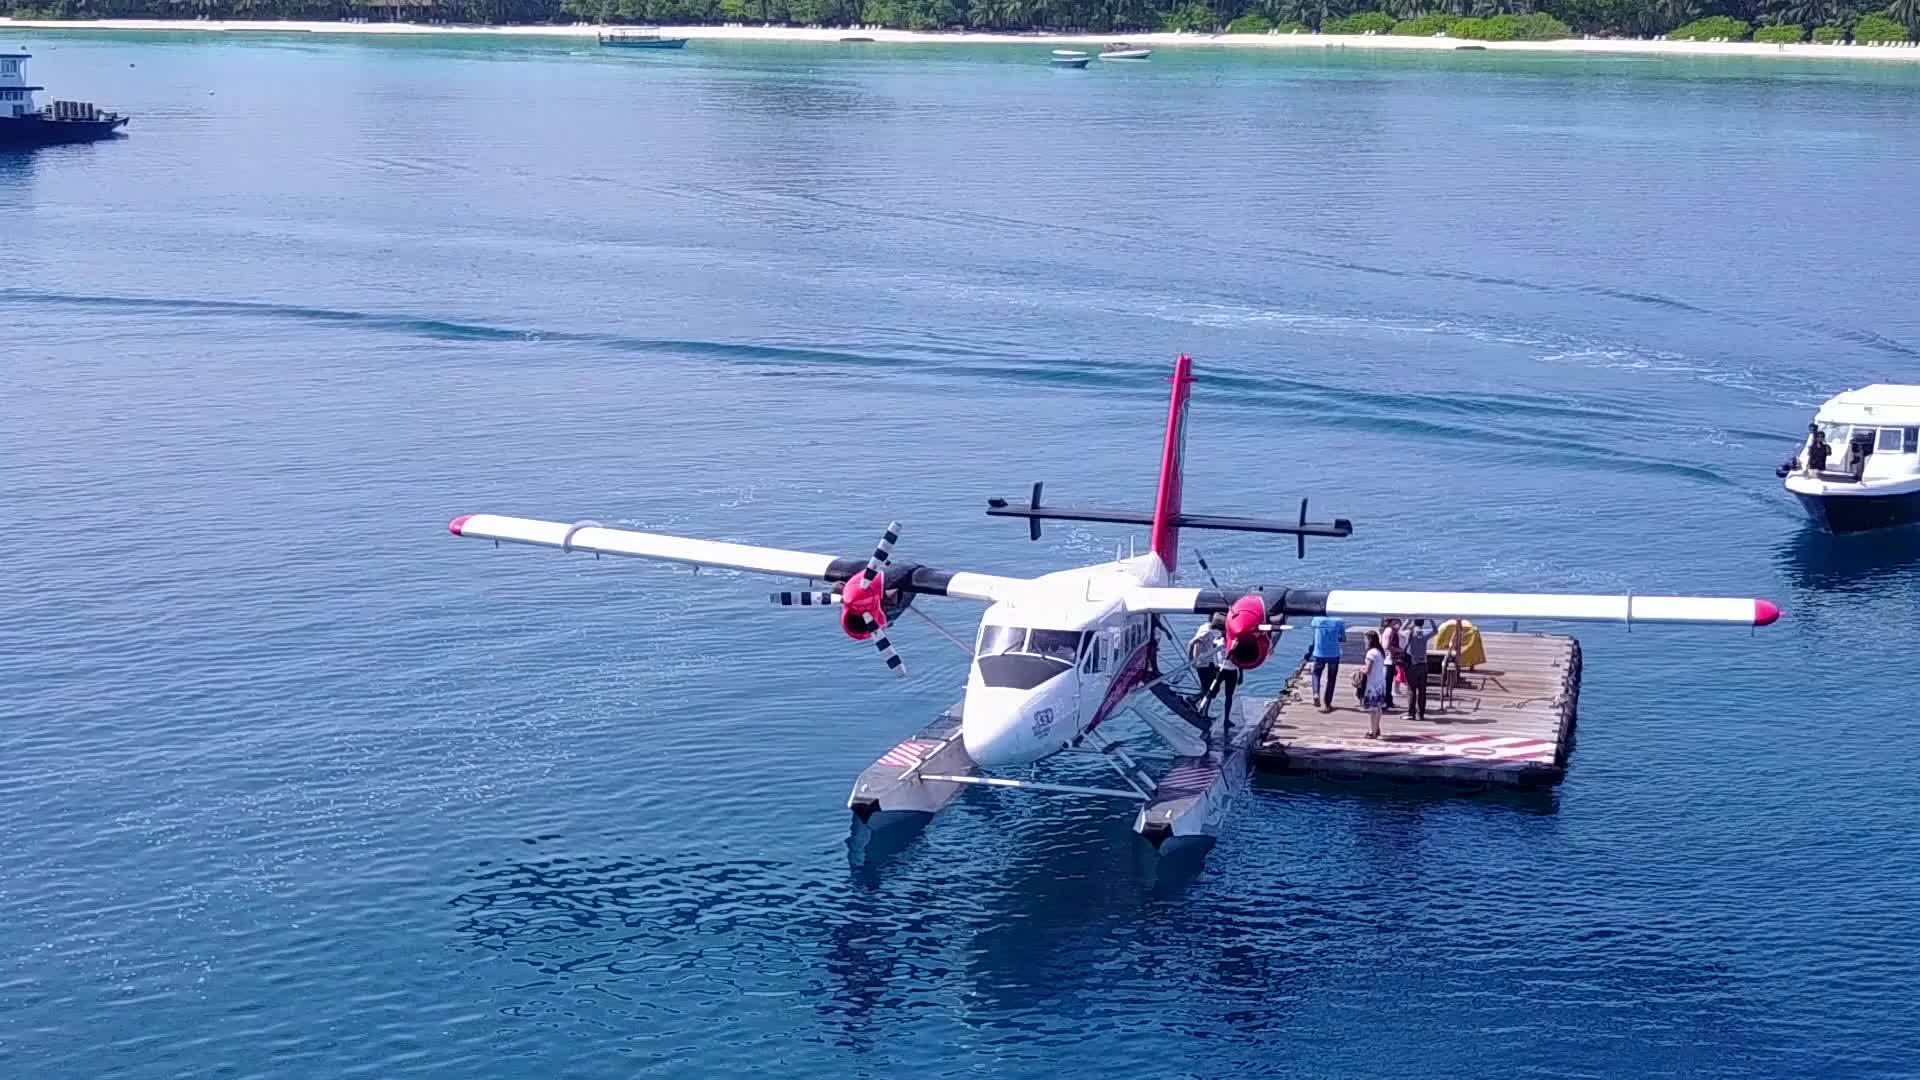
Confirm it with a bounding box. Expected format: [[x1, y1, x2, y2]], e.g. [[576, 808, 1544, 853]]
[[1050, 49, 1092, 68], [0, 50, 128, 147], [598, 28, 690, 49], [1778, 384, 1920, 534], [1099, 42, 1152, 60]]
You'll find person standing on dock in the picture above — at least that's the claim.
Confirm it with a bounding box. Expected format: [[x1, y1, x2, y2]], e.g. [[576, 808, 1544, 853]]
[[1361, 630, 1390, 739], [1402, 617, 1433, 722], [1379, 617, 1403, 712], [1305, 614, 1346, 713]]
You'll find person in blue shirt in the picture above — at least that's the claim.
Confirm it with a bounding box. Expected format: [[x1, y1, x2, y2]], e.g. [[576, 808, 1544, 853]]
[[1304, 615, 1346, 713]]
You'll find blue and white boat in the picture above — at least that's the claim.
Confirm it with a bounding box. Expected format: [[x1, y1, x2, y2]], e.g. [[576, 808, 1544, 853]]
[[0, 50, 127, 147], [1779, 384, 1920, 533], [598, 28, 690, 49], [1050, 49, 1092, 68]]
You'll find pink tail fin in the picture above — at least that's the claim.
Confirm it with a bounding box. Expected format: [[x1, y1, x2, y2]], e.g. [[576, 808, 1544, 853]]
[[1149, 354, 1194, 573]]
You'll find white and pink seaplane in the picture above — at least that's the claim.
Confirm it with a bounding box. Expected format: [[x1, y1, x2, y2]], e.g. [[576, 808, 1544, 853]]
[[448, 354, 1779, 853]]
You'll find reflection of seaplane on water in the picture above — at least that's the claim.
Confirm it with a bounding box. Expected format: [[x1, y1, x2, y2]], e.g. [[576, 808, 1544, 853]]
[[448, 354, 1780, 854]]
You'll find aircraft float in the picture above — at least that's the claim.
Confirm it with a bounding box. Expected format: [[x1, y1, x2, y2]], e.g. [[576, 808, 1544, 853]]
[[448, 354, 1779, 853]]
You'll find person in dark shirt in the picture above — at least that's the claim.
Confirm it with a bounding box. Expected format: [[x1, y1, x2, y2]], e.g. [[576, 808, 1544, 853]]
[[1807, 427, 1830, 473]]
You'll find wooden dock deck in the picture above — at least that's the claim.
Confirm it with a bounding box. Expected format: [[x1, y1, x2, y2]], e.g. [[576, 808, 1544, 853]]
[[1250, 631, 1582, 788]]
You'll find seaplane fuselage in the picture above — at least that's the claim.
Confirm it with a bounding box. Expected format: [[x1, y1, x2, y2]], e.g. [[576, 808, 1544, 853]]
[[960, 553, 1170, 767]]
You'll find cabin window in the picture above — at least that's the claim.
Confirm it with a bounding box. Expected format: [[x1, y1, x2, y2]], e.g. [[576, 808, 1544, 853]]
[[1877, 428, 1905, 453], [1905, 428, 1919, 452]]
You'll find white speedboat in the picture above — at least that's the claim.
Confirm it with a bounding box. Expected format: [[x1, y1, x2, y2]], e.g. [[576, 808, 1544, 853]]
[[1099, 42, 1152, 60], [1050, 49, 1092, 67], [1778, 384, 1920, 533]]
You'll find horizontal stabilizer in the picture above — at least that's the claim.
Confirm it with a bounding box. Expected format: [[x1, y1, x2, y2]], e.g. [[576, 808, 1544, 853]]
[[988, 483, 1351, 557]]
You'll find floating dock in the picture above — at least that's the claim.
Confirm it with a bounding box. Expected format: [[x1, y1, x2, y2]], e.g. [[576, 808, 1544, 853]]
[[1251, 631, 1582, 788]]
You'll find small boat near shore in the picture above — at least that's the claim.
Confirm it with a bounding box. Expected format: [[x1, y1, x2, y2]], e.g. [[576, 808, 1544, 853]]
[[1050, 49, 1092, 68], [1778, 384, 1920, 533], [0, 50, 127, 148], [598, 28, 689, 49], [1099, 42, 1152, 60]]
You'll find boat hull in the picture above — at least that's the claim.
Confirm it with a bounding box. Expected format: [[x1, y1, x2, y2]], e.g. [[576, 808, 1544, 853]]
[[599, 38, 688, 49], [0, 115, 128, 147], [1793, 488, 1920, 534], [1050, 57, 1092, 68], [1100, 50, 1152, 60]]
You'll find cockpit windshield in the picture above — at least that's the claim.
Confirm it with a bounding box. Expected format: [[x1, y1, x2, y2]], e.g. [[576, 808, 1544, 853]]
[[973, 626, 1089, 689], [1026, 630, 1084, 664], [975, 626, 1087, 662], [977, 625, 1029, 657]]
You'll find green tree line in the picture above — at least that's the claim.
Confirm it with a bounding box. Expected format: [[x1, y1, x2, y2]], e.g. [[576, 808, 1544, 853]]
[[5, 0, 1914, 43]]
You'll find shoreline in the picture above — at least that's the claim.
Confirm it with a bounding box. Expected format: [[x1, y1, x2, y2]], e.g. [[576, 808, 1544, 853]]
[[5, 18, 1920, 63]]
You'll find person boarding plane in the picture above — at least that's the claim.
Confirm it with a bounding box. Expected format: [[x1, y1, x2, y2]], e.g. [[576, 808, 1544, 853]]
[[446, 354, 1780, 850]]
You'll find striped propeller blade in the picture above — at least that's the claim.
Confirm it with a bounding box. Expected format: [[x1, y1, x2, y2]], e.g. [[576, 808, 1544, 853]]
[[861, 521, 901, 584], [864, 613, 908, 678], [770, 590, 841, 607]]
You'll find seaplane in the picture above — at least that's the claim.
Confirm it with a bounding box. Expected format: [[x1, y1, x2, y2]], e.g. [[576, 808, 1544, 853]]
[[447, 354, 1780, 854]]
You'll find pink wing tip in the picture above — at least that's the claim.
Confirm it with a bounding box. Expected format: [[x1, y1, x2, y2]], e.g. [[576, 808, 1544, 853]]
[[1754, 599, 1781, 627], [448, 514, 474, 536]]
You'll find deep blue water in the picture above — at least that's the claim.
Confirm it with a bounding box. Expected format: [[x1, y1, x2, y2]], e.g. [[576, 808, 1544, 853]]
[[4, 30, 1920, 1079]]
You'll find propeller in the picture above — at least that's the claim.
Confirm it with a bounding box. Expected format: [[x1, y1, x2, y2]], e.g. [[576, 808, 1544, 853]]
[[1194, 549, 1224, 590], [767, 520, 908, 678], [770, 589, 841, 606], [855, 521, 908, 677]]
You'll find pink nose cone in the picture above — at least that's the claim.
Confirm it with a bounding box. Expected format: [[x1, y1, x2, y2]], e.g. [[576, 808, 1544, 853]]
[[448, 514, 473, 536], [1754, 599, 1782, 627]]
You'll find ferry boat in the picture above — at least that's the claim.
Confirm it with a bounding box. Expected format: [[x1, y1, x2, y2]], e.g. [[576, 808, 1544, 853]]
[[0, 50, 128, 147], [597, 28, 690, 49], [1778, 384, 1920, 533]]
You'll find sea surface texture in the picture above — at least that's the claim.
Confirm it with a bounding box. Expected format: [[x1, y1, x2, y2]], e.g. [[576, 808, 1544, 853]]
[[4, 32, 1919, 1080]]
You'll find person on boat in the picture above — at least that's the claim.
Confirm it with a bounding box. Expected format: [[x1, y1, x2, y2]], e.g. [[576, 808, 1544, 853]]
[[1807, 426, 1831, 474], [1402, 617, 1433, 722], [1188, 614, 1227, 715], [1360, 630, 1390, 739], [1303, 613, 1346, 713]]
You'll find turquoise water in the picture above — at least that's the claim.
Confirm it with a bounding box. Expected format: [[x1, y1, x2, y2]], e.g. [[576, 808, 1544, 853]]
[[4, 31, 1919, 1079]]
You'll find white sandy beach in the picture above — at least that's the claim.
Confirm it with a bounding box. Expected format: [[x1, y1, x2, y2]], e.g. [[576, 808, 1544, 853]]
[[5, 17, 1920, 63]]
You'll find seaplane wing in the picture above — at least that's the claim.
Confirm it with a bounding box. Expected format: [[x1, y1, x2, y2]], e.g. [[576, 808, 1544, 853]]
[[447, 513, 1023, 603], [1123, 586, 1780, 627]]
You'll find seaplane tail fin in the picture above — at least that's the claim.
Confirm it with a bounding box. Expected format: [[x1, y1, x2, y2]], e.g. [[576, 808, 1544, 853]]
[[1148, 353, 1194, 575], [984, 354, 1350, 558]]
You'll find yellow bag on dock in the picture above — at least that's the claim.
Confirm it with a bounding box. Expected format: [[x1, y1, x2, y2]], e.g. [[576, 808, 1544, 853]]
[[1434, 619, 1487, 669]]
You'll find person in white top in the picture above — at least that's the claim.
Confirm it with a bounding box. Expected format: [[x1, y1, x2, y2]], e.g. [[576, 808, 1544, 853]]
[[1361, 629, 1390, 739], [1188, 614, 1227, 717]]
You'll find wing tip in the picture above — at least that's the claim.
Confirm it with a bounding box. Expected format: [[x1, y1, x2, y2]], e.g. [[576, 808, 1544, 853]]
[[449, 514, 474, 537], [1755, 598, 1781, 627]]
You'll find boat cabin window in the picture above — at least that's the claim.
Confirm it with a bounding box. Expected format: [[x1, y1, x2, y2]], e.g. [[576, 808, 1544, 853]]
[[1905, 428, 1919, 453], [1877, 427, 1907, 454]]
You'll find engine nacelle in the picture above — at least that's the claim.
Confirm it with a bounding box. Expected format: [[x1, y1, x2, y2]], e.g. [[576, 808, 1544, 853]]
[[1223, 594, 1272, 670], [840, 570, 887, 640]]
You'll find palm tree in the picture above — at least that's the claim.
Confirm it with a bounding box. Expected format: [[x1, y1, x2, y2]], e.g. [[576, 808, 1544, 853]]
[[1887, 0, 1920, 32]]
